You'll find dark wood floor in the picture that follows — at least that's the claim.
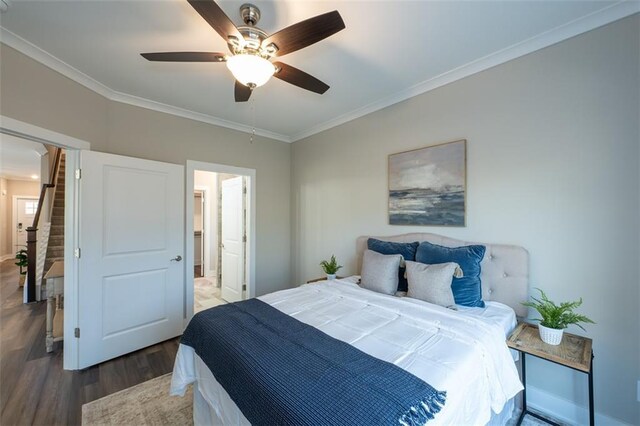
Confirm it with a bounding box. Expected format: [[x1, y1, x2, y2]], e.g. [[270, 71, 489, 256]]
[[0, 259, 180, 426]]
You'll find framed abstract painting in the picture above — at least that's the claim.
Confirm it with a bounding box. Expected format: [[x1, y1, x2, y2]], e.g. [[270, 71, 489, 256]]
[[388, 139, 466, 226]]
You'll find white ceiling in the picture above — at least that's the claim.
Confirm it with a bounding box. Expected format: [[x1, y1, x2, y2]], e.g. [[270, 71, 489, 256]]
[[0, 133, 46, 181], [0, 1, 637, 142]]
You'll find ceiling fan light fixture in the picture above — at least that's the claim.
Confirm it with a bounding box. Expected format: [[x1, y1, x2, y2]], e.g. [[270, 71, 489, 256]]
[[226, 54, 275, 88]]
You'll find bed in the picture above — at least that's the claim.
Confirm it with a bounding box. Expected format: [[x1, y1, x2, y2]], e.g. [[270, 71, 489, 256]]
[[171, 233, 529, 425]]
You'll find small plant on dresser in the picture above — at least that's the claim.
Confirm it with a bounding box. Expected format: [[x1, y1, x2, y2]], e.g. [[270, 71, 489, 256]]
[[320, 255, 342, 280]]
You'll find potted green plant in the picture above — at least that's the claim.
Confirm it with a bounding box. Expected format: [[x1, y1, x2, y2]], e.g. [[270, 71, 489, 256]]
[[522, 288, 595, 345], [15, 249, 28, 287], [320, 255, 342, 281]]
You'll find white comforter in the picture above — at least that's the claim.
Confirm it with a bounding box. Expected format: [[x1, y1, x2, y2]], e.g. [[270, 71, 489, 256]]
[[172, 278, 523, 425]]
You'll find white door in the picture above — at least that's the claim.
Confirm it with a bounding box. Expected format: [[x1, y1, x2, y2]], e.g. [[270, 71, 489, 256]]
[[15, 197, 38, 249], [78, 151, 184, 368], [221, 176, 244, 303]]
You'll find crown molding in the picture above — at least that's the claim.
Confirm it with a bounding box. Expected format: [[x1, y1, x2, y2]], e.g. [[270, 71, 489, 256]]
[[108, 90, 291, 142], [290, 1, 640, 142], [0, 27, 292, 143], [1, 1, 638, 144], [0, 26, 113, 98]]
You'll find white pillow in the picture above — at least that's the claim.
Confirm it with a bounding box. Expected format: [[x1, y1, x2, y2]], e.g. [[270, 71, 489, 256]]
[[406, 261, 462, 308], [360, 249, 402, 296]]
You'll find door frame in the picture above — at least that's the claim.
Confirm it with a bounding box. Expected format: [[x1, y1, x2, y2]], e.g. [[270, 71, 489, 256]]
[[1, 115, 90, 370], [185, 160, 256, 326], [11, 195, 40, 252]]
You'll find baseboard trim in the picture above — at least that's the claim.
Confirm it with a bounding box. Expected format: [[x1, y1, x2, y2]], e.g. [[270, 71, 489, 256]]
[[527, 385, 631, 426]]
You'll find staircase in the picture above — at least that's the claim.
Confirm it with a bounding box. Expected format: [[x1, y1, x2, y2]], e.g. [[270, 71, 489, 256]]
[[44, 154, 65, 275]]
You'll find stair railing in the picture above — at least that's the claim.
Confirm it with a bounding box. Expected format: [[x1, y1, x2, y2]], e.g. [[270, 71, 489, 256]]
[[26, 148, 62, 303]]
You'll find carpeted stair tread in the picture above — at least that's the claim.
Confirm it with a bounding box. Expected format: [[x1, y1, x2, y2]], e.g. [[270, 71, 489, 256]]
[[46, 247, 64, 258], [44, 154, 67, 272], [50, 225, 64, 236], [48, 235, 64, 246]]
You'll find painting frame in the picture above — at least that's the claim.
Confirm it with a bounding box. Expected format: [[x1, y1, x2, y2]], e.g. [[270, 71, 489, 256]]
[[388, 139, 467, 227]]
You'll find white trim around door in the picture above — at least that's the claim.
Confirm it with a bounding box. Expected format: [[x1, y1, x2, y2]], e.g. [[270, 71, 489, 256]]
[[185, 160, 256, 327]]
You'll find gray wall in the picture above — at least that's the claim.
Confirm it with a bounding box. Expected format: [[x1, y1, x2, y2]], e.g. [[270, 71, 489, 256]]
[[0, 43, 292, 296], [292, 15, 639, 425]]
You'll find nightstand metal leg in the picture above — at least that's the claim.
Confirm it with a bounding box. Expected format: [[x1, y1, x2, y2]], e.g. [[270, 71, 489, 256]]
[[517, 353, 527, 425], [588, 351, 594, 426], [517, 351, 561, 426]]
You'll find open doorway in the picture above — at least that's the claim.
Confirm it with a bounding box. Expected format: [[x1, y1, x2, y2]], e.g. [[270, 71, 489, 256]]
[[185, 161, 256, 323], [192, 170, 248, 313], [2, 115, 90, 370], [1, 134, 44, 282]]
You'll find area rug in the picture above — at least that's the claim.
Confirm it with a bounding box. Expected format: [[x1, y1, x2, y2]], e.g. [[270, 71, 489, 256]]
[[82, 372, 551, 426], [82, 373, 193, 425]]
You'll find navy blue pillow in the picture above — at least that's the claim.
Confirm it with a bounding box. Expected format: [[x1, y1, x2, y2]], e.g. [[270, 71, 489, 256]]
[[415, 241, 486, 307], [367, 238, 419, 292]]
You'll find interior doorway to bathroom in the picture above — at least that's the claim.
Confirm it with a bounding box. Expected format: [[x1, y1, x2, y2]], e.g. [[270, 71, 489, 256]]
[[192, 169, 248, 313]]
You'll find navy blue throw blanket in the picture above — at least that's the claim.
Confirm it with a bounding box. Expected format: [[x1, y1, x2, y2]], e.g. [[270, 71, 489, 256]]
[[181, 298, 446, 426]]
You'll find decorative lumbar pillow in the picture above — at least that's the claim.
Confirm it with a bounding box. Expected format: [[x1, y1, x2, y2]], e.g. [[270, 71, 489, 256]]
[[405, 261, 463, 308], [415, 241, 486, 308], [360, 249, 403, 296], [367, 238, 419, 292]]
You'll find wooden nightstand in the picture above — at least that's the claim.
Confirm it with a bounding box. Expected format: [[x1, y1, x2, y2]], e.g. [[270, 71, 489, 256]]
[[306, 276, 343, 283], [507, 322, 594, 426]]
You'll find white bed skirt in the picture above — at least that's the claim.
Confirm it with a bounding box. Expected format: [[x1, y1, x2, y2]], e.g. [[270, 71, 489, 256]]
[[173, 347, 517, 426], [193, 390, 516, 426], [189, 372, 516, 426]]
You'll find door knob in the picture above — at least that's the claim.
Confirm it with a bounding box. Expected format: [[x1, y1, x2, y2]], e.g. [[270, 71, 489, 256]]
[[171, 255, 182, 262]]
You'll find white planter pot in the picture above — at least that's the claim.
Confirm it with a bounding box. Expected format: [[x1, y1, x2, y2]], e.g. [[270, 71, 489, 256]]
[[539, 324, 564, 345], [326, 274, 336, 281]]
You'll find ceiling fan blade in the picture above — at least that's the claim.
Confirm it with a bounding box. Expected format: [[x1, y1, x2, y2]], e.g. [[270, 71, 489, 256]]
[[262, 10, 345, 57], [187, 0, 243, 43], [273, 62, 329, 94], [235, 81, 252, 102], [141, 52, 226, 62]]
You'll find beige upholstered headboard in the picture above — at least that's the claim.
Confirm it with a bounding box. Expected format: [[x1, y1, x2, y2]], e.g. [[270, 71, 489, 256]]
[[356, 233, 529, 318]]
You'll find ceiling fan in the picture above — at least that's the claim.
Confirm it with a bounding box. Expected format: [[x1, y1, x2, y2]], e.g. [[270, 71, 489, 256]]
[[141, 0, 345, 102]]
